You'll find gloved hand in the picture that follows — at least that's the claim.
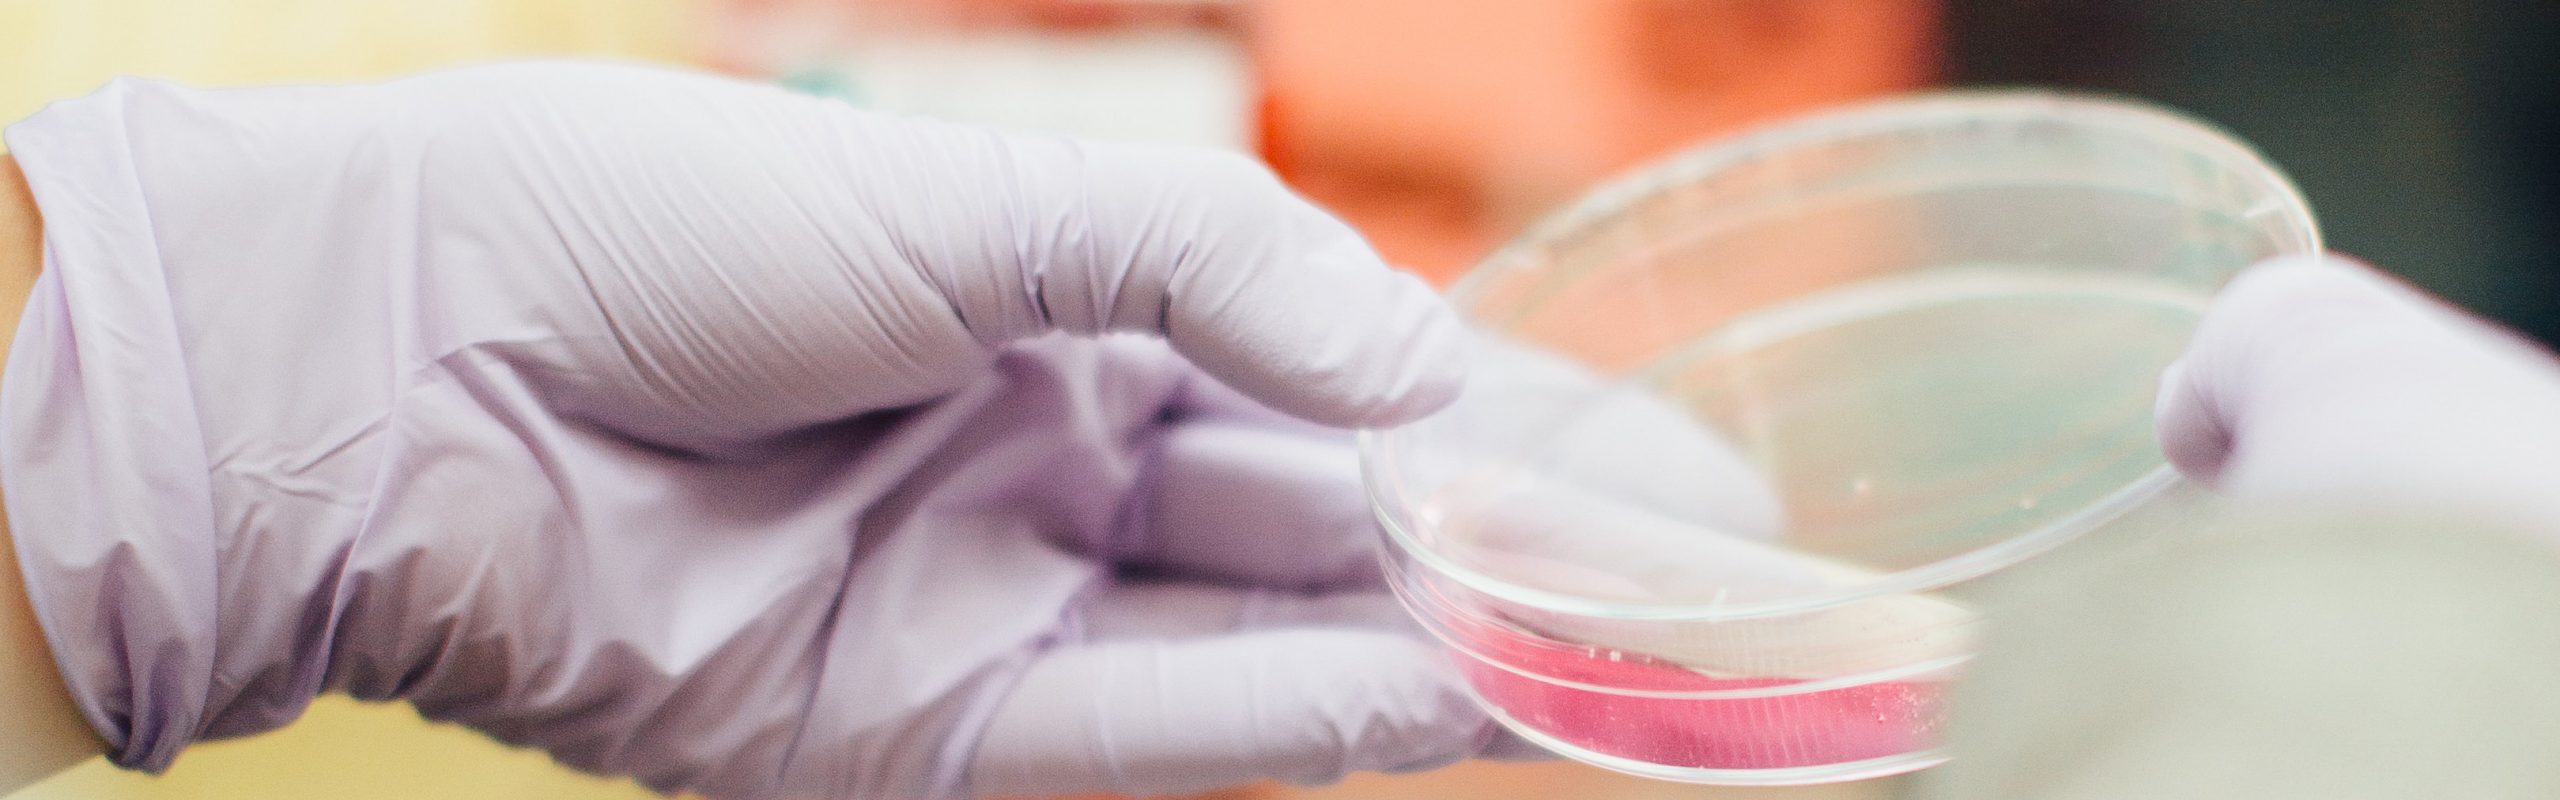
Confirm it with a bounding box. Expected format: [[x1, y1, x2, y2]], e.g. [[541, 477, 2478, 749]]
[[0, 59, 1491, 799], [2155, 253, 2560, 526], [1920, 253, 2560, 800]]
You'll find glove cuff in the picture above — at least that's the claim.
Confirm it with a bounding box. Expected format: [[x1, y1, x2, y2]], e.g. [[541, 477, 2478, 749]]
[[2, 80, 234, 772]]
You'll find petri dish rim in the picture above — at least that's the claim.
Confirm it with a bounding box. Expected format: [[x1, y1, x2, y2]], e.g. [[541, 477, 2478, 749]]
[[1361, 90, 2319, 623], [1465, 89, 2321, 329], [1380, 548, 1976, 699]]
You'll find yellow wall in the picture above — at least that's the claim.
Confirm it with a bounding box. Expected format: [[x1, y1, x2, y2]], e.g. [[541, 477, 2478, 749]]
[[15, 697, 666, 799], [1, 2, 701, 797], [0, 0, 703, 123]]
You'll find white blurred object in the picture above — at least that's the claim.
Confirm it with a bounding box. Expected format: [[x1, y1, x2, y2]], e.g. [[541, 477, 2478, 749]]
[[782, 28, 1253, 150], [1917, 508, 2560, 800]]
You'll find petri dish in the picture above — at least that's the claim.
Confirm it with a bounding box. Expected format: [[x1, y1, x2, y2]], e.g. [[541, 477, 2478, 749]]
[[1360, 91, 2319, 784]]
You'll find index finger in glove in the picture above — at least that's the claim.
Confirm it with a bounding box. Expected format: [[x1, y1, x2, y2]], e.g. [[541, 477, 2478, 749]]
[[849, 110, 1467, 427], [401, 62, 1461, 443]]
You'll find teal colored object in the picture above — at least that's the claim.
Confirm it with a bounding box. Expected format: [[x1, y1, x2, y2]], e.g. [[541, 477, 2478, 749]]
[[778, 67, 867, 106]]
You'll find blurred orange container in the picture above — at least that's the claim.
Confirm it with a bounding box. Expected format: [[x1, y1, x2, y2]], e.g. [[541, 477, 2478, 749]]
[[1251, 0, 1938, 281]]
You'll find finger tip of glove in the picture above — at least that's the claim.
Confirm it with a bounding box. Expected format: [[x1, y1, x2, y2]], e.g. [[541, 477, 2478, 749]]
[[2153, 357, 2231, 482], [1149, 631, 1492, 786], [1185, 268, 1469, 428], [1291, 632, 1496, 779], [1142, 154, 1472, 427], [2164, 255, 2369, 482], [1340, 281, 1469, 425], [2169, 250, 2444, 487], [979, 629, 1495, 794]]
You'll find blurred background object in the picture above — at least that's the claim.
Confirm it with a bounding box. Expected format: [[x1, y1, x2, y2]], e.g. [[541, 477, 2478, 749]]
[[3, 1, 2557, 799], [1945, 0, 2560, 343], [1914, 506, 2560, 800], [730, 0, 1255, 151], [1253, 0, 1938, 280], [718, 0, 1941, 279]]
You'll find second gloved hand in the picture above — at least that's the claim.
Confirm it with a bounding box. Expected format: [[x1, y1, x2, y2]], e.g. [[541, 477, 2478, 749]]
[[2154, 254, 2560, 525], [1, 61, 1480, 799], [1920, 256, 2560, 800]]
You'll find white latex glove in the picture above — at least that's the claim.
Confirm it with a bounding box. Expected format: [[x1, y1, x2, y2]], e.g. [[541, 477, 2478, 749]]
[[0, 59, 1496, 799], [2155, 253, 2560, 527]]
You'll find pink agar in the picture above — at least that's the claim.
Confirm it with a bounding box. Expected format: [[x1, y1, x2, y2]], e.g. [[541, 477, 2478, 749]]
[[1443, 611, 1943, 770]]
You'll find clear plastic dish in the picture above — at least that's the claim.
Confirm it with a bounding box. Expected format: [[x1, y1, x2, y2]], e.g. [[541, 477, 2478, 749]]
[[1361, 91, 2319, 784]]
